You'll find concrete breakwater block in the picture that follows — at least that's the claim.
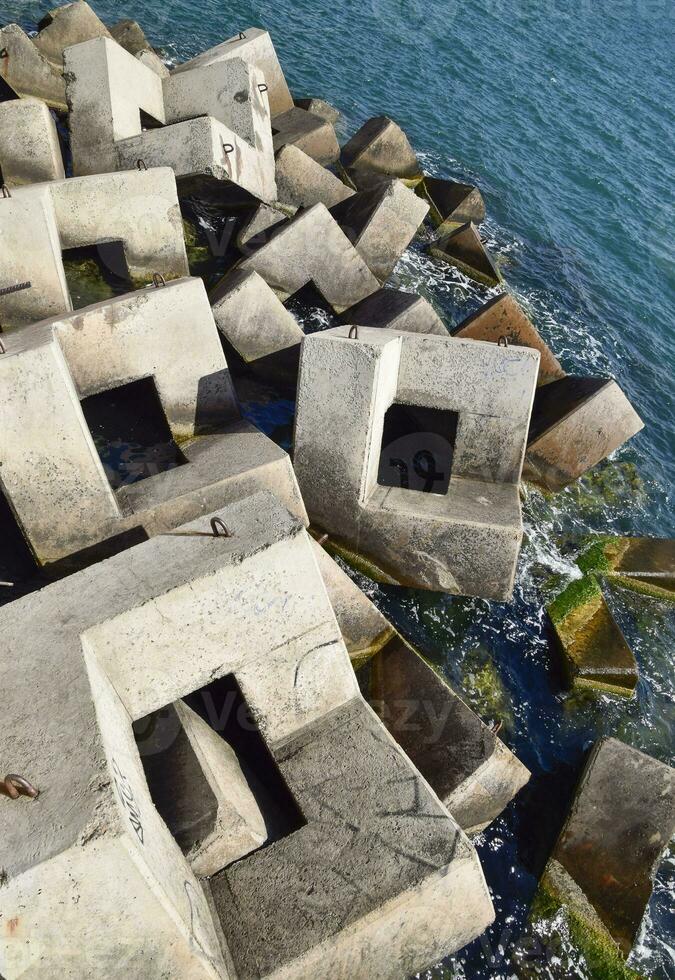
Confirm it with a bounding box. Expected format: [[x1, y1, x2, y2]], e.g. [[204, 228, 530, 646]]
[[0, 98, 65, 186], [34, 0, 111, 66], [236, 201, 292, 249], [0, 168, 188, 329], [429, 220, 503, 287], [0, 24, 66, 108], [329, 178, 430, 282], [594, 535, 675, 601], [342, 287, 448, 336], [294, 96, 340, 124], [524, 376, 644, 491], [275, 143, 354, 209], [0, 278, 306, 567], [108, 17, 154, 56], [238, 203, 380, 312], [172, 27, 294, 118], [136, 48, 170, 77], [532, 738, 675, 968], [0, 492, 494, 978], [420, 175, 486, 231], [341, 115, 421, 178], [271, 105, 340, 166], [293, 326, 540, 598], [453, 293, 565, 386]]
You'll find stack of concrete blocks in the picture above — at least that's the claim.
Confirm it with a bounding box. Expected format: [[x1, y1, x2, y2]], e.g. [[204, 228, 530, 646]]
[[0, 98, 65, 186], [314, 540, 530, 833], [453, 294, 645, 489], [64, 35, 277, 201], [0, 167, 188, 329], [0, 277, 305, 569], [0, 492, 495, 978], [293, 326, 540, 599]]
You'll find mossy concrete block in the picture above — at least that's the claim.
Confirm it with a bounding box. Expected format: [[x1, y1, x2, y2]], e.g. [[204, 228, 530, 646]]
[[429, 220, 502, 287], [33, 1, 111, 66], [293, 96, 340, 124], [533, 738, 675, 960], [271, 105, 340, 166], [0, 24, 66, 108], [329, 178, 430, 282], [238, 203, 380, 313], [0, 98, 65, 186], [171, 27, 294, 117], [361, 638, 530, 834], [275, 143, 354, 209], [453, 293, 565, 387], [420, 175, 486, 230], [524, 376, 644, 492], [599, 536, 675, 601], [109, 18, 153, 56], [342, 287, 448, 336], [341, 115, 421, 179]]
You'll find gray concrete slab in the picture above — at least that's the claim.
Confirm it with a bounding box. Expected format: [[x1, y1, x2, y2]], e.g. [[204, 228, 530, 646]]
[[341, 115, 420, 178], [275, 143, 354, 209], [34, 0, 111, 66], [0, 24, 66, 108], [0, 98, 65, 186]]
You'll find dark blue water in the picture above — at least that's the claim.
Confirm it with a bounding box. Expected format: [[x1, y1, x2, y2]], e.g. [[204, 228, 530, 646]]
[[4, 1, 674, 976]]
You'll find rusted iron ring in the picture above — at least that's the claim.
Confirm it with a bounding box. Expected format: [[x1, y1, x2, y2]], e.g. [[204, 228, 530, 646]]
[[136, 159, 147, 171], [210, 517, 232, 538], [152, 273, 166, 288], [497, 335, 509, 347], [1, 185, 11, 199], [1, 774, 39, 800], [348, 326, 359, 339]]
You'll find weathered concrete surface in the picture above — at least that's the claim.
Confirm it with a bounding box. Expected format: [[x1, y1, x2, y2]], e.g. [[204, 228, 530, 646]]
[[272, 106, 340, 166], [342, 288, 448, 336], [236, 201, 292, 250], [341, 115, 421, 178], [0, 98, 65, 186], [596, 535, 675, 601], [109, 18, 153, 56], [34, 1, 111, 66], [239, 203, 380, 313], [138, 700, 267, 876], [524, 376, 644, 491], [453, 293, 565, 386], [137, 48, 170, 77], [534, 738, 675, 963], [330, 178, 429, 282], [275, 143, 354, 208], [0, 493, 492, 977], [421, 176, 486, 231], [293, 326, 540, 598], [429, 221, 502, 287], [294, 96, 340, 124], [360, 638, 530, 833], [0, 24, 66, 108], [172, 27, 294, 117], [0, 187, 71, 328], [211, 267, 304, 364], [210, 697, 494, 980]]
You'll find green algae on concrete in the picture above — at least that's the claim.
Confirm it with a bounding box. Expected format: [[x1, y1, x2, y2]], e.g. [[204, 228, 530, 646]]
[[62, 255, 118, 308], [460, 644, 515, 732]]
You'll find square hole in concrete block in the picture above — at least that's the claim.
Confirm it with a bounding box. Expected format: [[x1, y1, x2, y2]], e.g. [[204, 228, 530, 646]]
[[134, 674, 305, 865], [378, 403, 458, 494], [80, 376, 187, 490], [62, 242, 132, 308]]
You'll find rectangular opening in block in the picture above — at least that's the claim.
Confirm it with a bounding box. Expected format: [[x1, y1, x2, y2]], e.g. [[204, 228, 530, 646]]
[[62, 242, 132, 308], [80, 377, 187, 490], [134, 674, 305, 871], [378, 403, 458, 494], [140, 109, 165, 131]]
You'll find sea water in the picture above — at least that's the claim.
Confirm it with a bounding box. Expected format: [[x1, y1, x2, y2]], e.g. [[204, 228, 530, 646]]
[[2, 0, 674, 976]]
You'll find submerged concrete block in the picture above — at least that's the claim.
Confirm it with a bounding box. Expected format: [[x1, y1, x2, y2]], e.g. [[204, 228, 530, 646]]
[[595, 535, 675, 602], [453, 293, 565, 386], [172, 27, 294, 117], [0, 493, 493, 977], [0, 24, 66, 108], [294, 96, 340, 124], [293, 326, 540, 598], [429, 220, 502, 287], [239, 203, 380, 312], [330, 178, 429, 281], [109, 18, 153, 56], [211, 267, 304, 364], [275, 143, 354, 208], [0, 99, 64, 187], [534, 738, 675, 963], [341, 115, 421, 178], [524, 376, 644, 491], [34, 1, 111, 66], [342, 287, 448, 336], [272, 105, 340, 166], [421, 175, 486, 230]]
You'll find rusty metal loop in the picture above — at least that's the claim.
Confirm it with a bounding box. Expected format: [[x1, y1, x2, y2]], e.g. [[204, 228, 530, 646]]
[[1, 774, 39, 800], [348, 326, 359, 340], [0, 338, 5, 355], [238, 31, 246, 39], [491, 720, 503, 736], [1, 185, 11, 199], [497, 335, 509, 348], [210, 517, 232, 538], [152, 273, 166, 288], [136, 159, 147, 171], [222, 142, 235, 154], [258, 83, 268, 93]]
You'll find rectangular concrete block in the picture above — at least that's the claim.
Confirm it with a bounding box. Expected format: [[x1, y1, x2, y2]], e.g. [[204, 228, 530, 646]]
[[0, 98, 65, 186], [275, 143, 354, 209], [34, 1, 112, 66], [341, 115, 420, 178], [272, 106, 340, 166], [342, 287, 448, 336], [0, 24, 66, 108]]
